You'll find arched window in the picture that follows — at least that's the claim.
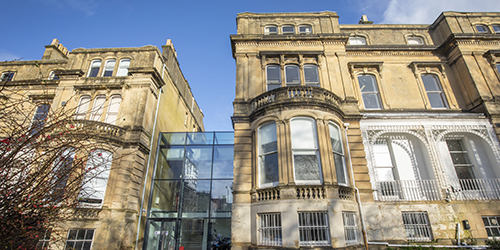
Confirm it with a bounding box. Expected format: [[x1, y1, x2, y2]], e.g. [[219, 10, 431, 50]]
[[265, 25, 278, 35], [48, 71, 59, 80], [329, 123, 347, 185], [258, 122, 279, 187], [291, 117, 321, 183], [348, 36, 367, 45], [87, 60, 101, 77], [266, 65, 281, 90], [89, 95, 106, 121], [304, 64, 319, 87], [105, 95, 122, 125], [79, 149, 112, 206], [493, 25, 500, 33], [285, 65, 300, 85], [357, 74, 382, 109], [102, 59, 116, 77], [282, 25, 295, 35], [116, 59, 131, 76], [421, 74, 448, 109], [299, 25, 312, 34], [407, 36, 424, 45], [74, 95, 91, 120], [476, 24, 489, 33]]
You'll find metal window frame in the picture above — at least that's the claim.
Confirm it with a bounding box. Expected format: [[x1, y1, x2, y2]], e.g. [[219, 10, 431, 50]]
[[258, 213, 282, 246]]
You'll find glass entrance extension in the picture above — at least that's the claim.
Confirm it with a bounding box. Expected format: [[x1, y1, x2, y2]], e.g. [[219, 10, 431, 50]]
[[144, 132, 234, 250]]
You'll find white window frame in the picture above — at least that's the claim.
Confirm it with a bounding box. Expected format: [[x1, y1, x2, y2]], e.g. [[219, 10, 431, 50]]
[[304, 64, 319, 87], [258, 122, 279, 188], [265, 25, 278, 35], [102, 59, 116, 77], [357, 74, 382, 110], [285, 65, 300, 85], [116, 59, 130, 76], [476, 24, 489, 33], [79, 149, 112, 207], [258, 213, 282, 246], [74, 95, 91, 120], [348, 36, 367, 45], [89, 95, 106, 121], [342, 212, 359, 245], [421, 74, 448, 109], [1, 71, 15, 81], [482, 215, 500, 238], [104, 95, 121, 125], [48, 71, 59, 80], [329, 122, 348, 185], [298, 211, 330, 247], [446, 138, 476, 180], [282, 25, 295, 35], [266, 65, 281, 91], [87, 60, 101, 77], [65, 229, 94, 250], [402, 211, 433, 242], [299, 25, 312, 34], [291, 117, 322, 185], [407, 36, 424, 45]]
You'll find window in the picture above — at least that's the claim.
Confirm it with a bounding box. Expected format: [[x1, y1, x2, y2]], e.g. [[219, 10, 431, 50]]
[[348, 37, 367, 45], [476, 25, 489, 33], [497, 63, 500, 75], [329, 123, 347, 185], [421, 74, 448, 108], [258, 122, 279, 187], [373, 139, 398, 197], [87, 60, 101, 77], [483, 216, 500, 237], [89, 95, 106, 121], [36, 229, 52, 249], [1, 71, 15, 81], [265, 25, 278, 35], [282, 25, 295, 35], [493, 25, 500, 33], [50, 148, 75, 202], [74, 96, 90, 120], [342, 212, 358, 245], [116, 59, 130, 76], [65, 229, 94, 250], [358, 74, 382, 109], [304, 64, 319, 87], [291, 118, 321, 183], [258, 213, 282, 246], [79, 149, 112, 206], [285, 65, 300, 85], [446, 139, 476, 180], [102, 59, 116, 77], [407, 36, 424, 45], [299, 25, 312, 34], [266, 65, 281, 90], [104, 95, 121, 125], [298, 212, 330, 246], [48, 71, 59, 80], [30, 104, 50, 135], [402, 212, 432, 241]]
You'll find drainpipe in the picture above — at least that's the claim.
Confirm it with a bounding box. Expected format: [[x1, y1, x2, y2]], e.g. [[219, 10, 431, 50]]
[[457, 223, 461, 246], [134, 64, 165, 250], [343, 123, 369, 250]]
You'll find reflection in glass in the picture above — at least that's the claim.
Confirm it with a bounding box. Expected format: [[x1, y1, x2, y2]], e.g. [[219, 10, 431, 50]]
[[211, 180, 233, 217], [179, 219, 205, 250], [156, 146, 185, 180], [210, 218, 231, 248], [150, 181, 181, 218], [182, 180, 211, 217], [214, 132, 234, 145], [163, 133, 186, 145], [185, 146, 213, 179], [187, 132, 214, 145], [213, 146, 234, 179]]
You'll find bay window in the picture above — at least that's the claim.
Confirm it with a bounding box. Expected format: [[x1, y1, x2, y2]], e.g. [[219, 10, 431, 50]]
[[329, 123, 347, 185], [258, 122, 279, 187], [291, 117, 321, 183]]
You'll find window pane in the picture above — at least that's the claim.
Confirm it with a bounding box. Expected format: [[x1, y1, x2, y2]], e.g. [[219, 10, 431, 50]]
[[294, 153, 320, 181], [291, 118, 317, 149], [212, 145, 233, 178], [76, 229, 86, 240], [116, 59, 130, 76], [179, 219, 205, 249], [75, 96, 90, 120], [211, 180, 233, 217], [299, 25, 312, 34], [260, 153, 279, 184], [282, 25, 294, 34], [185, 146, 213, 179], [476, 25, 488, 33], [259, 122, 277, 152], [407, 37, 423, 45], [358, 75, 377, 92], [90, 96, 106, 121], [362, 94, 382, 109], [68, 229, 77, 240], [304, 65, 319, 84], [181, 180, 211, 217], [493, 25, 500, 33], [334, 154, 346, 184], [329, 124, 343, 154], [103, 59, 115, 77], [348, 37, 366, 45], [266, 65, 281, 83], [259, 122, 279, 186], [421, 75, 441, 91], [150, 180, 181, 217], [285, 65, 300, 84], [496, 64, 500, 74], [79, 150, 112, 205], [187, 132, 214, 144], [105, 95, 121, 124], [88, 60, 101, 77], [31, 104, 50, 135], [265, 26, 278, 35]]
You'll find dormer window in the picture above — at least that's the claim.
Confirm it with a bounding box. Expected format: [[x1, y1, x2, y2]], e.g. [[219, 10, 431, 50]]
[[299, 25, 312, 34], [282, 25, 295, 35], [476, 25, 489, 33], [265, 26, 278, 35], [407, 36, 424, 45], [348, 37, 367, 45]]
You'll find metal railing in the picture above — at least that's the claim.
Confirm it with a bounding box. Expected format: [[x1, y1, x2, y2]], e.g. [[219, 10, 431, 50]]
[[376, 180, 441, 201], [447, 178, 500, 201]]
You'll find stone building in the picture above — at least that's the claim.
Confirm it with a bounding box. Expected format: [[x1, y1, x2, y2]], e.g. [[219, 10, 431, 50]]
[[230, 11, 500, 249], [0, 39, 204, 249]]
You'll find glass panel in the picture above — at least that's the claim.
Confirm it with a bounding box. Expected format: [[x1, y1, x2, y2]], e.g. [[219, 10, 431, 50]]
[[30, 104, 50, 135], [105, 95, 121, 124], [211, 180, 233, 217], [214, 132, 233, 145], [103, 59, 115, 77], [291, 119, 317, 150], [89, 96, 106, 121], [497, 64, 500, 74], [329, 124, 343, 154], [181, 180, 211, 217], [179, 219, 205, 250], [282, 25, 294, 34], [334, 154, 346, 184], [446, 140, 462, 151], [156, 146, 185, 180], [304, 65, 319, 84], [212, 146, 233, 179], [265, 26, 278, 35], [74, 241, 83, 249], [358, 75, 377, 92], [85, 229, 94, 240], [150, 180, 181, 218], [421, 75, 441, 91], [493, 25, 500, 33], [407, 37, 423, 45], [116, 59, 130, 76], [483, 217, 491, 226], [88, 60, 101, 77], [260, 153, 279, 184], [79, 150, 112, 205], [76, 229, 86, 240], [427, 93, 446, 108], [376, 168, 395, 181], [476, 25, 488, 33], [187, 132, 214, 145], [259, 122, 277, 153], [348, 37, 366, 45], [68, 229, 77, 240], [185, 146, 213, 179], [362, 94, 381, 109], [75, 96, 90, 120], [210, 218, 231, 248], [299, 25, 312, 34], [285, 65, 300, 84], [266, 65, 281, 83], [163, 133, 187, 145], [268, 84, 281, 91], [145, 221, 162, 250], [455, 166, 475, 179], [82, 242, 92, 250], [294, 153, 320, 181]]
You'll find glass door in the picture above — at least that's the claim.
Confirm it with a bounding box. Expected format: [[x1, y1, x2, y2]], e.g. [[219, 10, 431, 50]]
[[145, 220, 177, 250]]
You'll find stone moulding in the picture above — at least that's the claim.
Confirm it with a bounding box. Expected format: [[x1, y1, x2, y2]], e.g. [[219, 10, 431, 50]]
[[252, 185, 356, 203]]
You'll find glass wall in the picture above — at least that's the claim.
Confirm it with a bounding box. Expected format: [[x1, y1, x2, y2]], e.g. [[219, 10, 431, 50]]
[[144, 132, 234, 250]]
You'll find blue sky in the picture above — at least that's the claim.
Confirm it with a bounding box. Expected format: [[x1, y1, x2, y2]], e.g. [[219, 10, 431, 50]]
[[2, 0, 500, 131]]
